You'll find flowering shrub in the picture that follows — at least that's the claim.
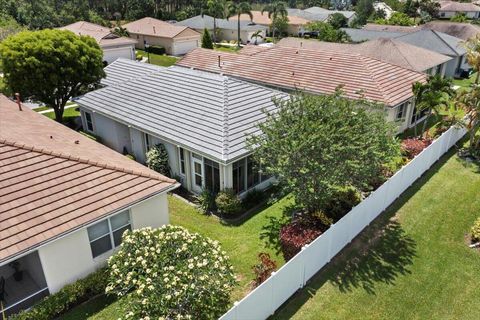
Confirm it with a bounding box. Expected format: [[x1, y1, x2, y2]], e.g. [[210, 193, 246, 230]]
[[401, 138, 432, 159], [146, 143, 170, 177], [252, 252, 277, 288], [280, 217, 323, 261], [471, 217, 480, 242], [106, 226, 236, 320]]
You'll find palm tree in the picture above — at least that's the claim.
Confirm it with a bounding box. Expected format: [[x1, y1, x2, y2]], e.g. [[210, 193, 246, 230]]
[[203, 0, 226, 44], [412, 75, 453, 137], [227, 1, 253, 47], [456, 85, 480, 154], [251, 30, 264, 45], [262, 1, 288, 41], [463, 34, 480, 84]]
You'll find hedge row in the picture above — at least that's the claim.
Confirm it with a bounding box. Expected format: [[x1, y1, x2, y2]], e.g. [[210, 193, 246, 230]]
[[9, 268, 108, 320]]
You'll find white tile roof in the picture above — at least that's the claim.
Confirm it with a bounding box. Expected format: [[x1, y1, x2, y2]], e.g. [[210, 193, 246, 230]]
[[77, 62, 287, 162], [101, 58, 164, 86]]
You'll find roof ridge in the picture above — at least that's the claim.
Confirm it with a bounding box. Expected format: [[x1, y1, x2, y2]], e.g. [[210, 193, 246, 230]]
[[221, 77, 230, 161], [0, 139, 175, 184], [391, 40, 416, 70], [359, 55, 392, 105], [430, 30, 460, 55]]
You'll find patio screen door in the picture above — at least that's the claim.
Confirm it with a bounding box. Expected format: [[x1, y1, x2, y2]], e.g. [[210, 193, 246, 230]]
[[191, 153, 203, 193]]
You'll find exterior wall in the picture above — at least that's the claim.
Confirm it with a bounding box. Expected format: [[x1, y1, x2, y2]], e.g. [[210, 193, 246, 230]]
[[444, 56, 461, 77], [386, 99, 414, 133], [102, 44, 136, 63], [439, 11, 480, 19], [129, 127, 146, 163], [38, 192, 169, 294], [131, 33, 200, 55]]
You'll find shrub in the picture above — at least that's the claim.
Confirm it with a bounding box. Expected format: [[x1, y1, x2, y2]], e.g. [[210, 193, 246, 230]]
[[9, 268, 108, 320], [135, 52, 142, 60], [106, 226, 236, 319], [146, 143, 170, 177], [280, 217, 323, 261], [324, 185, 362, 222], [201, 28, 214, 49], [215, 189, 242, 215], [147, 45, 165, 55], [197, 189, 216, 213], [401, 138, 432, 159], [252, 252, 277, 288], [471, 217, 480, 242]]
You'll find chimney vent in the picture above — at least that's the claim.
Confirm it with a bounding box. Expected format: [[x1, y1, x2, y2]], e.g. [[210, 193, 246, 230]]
[[153, 26, 156, 34], [15, 93, 22, 111], [75, 140, 80, 144], [218, 55, 221, 68]]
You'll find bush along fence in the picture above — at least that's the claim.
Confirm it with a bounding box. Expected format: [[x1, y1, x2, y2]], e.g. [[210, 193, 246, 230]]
[[219, 125, 467, 320]]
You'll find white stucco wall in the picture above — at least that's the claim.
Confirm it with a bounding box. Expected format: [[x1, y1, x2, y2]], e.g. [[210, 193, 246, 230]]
[[129, 127, 146, 163], [37, 192, 169, 294], [439, 11, 480, 19], [444, 56, 461, 77]]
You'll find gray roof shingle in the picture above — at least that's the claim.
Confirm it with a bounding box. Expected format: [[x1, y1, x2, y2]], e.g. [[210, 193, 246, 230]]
[[77, 62, 287, 163], [102, 58, 163, 86]]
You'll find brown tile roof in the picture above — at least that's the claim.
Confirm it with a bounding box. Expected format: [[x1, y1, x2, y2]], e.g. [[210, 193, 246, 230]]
[[123, 17, 200, 38], [422, 21, 480, 40], [0, 95, 177, 263], [230, 11, 310, 26], [59, 21, 137, 47], [177, 47, 427, 106], [439, 1, 480, 12], [277, 37, 452, 72]]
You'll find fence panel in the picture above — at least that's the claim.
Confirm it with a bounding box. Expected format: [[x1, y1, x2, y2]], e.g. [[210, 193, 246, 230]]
[[219, 126, 466, 320]]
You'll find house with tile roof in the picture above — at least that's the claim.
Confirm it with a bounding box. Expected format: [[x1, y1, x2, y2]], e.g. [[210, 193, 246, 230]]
[[59, 21, 137, 64], [176, 15, 268, 44], [343, 28, 469, 77], [277, 37, 452, 76], [177, 46, 427, 132], [438, 1, 480, 19], [230, 11, 312, 36], [76, 59, 287, 196], [0, 95, 178, 316], [122, 17, 201, 55]]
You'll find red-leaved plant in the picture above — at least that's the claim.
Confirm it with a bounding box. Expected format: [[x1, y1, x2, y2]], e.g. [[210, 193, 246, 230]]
[[401, 138, 432, 159], [252, 252, 277, 288], [280, 218, 323, 261]]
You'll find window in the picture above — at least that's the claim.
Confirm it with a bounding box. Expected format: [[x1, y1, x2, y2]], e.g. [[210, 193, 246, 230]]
[[396, 103, 407, 121], [85, 111, 94, 132], [247, 156, 260, 189], [232, 158, 246, 194], [87, 211, 131, 258], [204, 158, 220, 193], [179, 147, 186, 175], [144, 133, 152, 152]]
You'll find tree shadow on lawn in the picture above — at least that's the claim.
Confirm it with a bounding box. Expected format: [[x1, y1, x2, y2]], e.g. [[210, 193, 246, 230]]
[[272, 146, 456, 319]]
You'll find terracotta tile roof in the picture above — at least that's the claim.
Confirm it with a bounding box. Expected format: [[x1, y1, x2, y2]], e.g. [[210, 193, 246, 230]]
[[277, 37, 452, 72], [0, 95, 176, 263], [230, 11, 310, 26], [59, 21, 136, 47], [177, 47, 427, 106], [123, 17, 200, 38], [439, 1, 480, 12]]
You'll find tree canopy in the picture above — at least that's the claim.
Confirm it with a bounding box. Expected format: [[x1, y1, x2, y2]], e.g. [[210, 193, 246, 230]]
[[0, 29, 105, 122], [248, 93, 400, 212]]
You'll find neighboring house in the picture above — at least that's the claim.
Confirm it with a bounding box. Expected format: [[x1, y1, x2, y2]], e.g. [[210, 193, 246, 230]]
[[438, 1, 480, 19], [123, 17, 201, 55], [76, 59, 287, 195], [373, 2, 395, 19], [277, 37, 452, 76], [343, 28, 469, 77], [0, 94, 177, 316], [175, 15, 268, 44], [303, 6, 357, 22], [230, 11, 311, 36], [422, 21, 480, 40], [177, 46, 427, 132], [59, 21, 137, 64]]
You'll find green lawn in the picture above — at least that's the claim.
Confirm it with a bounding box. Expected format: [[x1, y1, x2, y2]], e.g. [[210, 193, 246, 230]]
[[274, 148, 480, 320], [44, 107, 80, 122], [453, 72, 478, 89], [136, 50, 179, 67], [60, 195, 288, 319], [214, 45, 241, 53]]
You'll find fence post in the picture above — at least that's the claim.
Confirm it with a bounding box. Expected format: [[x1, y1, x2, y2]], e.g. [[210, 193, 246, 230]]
[[301, 245, 308, 287], [270, 271, 276, 316]]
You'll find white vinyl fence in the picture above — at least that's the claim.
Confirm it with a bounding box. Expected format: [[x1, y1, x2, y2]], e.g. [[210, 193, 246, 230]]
[[220, 125, 467, 320]]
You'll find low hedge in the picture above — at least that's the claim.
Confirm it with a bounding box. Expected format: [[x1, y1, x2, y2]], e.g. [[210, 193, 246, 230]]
[[146, 45, 165, 55], [9, 268, 109, 320]]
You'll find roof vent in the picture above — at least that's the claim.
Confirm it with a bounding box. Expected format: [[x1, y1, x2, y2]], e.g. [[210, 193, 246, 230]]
[[329, 57, 333, 60], [75, 140, 80, 144], [218, 55, 222, 68], [15, 93, 22, 111], [153, 26, 156, 34]]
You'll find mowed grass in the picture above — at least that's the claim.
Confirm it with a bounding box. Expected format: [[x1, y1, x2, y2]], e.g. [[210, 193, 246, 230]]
[[274, 148, 480, 320], [60, 195, 288, 319], [43, 107, 80, 122], [453, 72, 477, 89], [136, 50, 179, 67]]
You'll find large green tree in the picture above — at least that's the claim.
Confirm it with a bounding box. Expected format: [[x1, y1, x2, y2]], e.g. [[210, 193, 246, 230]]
[[354, 0, 374, 26], [262, 1, 288, 40], [464, 34, 480, 84], [248, 93, 400, 212], [204, 0, 226, 44], [226, 1, 252, 47], [0, 29, 105, 122], [456, 85, 480, 156], [306, 21, 351, 42]]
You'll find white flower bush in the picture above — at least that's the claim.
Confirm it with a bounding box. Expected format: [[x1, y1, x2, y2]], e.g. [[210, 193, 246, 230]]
[[106, 225, 236, 320]]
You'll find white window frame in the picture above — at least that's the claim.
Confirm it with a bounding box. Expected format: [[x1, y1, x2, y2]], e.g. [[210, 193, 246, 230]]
[[144, 133, 152, 153], [87, 210, 131, 259], [84, 111, 95, 133], [395, 103, 407, 121], [178, 147, 186, 176]]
